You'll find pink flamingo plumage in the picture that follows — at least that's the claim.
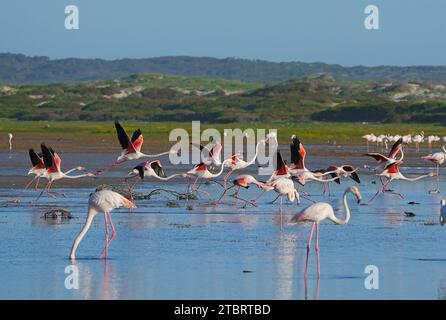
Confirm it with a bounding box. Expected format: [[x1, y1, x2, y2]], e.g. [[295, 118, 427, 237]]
[[36, 144, 94, 201], [96, 121, 174, 174], [369, 160, 436, 202], [69, 190, 137, 260], [289, 186, 362, 278], [422, 145, 446, 193]]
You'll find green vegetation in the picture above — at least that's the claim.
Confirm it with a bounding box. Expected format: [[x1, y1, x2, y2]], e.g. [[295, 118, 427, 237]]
[[3, 53, 446, 84], [1, 73, 446, 124], [1, 119, 445, 145]]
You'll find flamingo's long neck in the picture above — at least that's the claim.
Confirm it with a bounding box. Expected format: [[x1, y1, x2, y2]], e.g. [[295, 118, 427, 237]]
[[246, 142, 262, 166], [141, 150, 172, 158], [207, 160, 229, 178], [329, 189, 351, 225], [309, 174, 339, 183], [63, 173, 91, 179], [155, 173, 183, 181], [69, 208, 97, 260], [399, 173, 431, 182], [64, 167, 81, 175]]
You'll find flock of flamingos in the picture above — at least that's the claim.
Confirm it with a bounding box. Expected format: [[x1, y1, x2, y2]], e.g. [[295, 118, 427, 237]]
[[8, 122, 446, 278]]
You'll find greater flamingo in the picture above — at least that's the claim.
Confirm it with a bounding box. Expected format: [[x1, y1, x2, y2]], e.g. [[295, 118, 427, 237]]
[[36, 144, 94, 200], [427, 135, 441, 152], [186, 159, 230, 197], [214, 174, 270, 206], [270, 176, 301, 226], [7, 133, 13, 152], [127, 160, 187, 199], [412, 132, 424, 153], [69, 190, 137, 260], [369, 160, 436, 202], [96, 121, 175, 174], [289, 186, 362, 278], [422, 145, 446, 193]]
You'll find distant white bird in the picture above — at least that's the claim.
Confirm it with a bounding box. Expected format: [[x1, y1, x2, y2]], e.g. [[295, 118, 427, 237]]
[[362, 134, 376, 151], [440, 199, 446, 226], [427, 135, 441, 152], [412, 132, 424, 153], [7, 133, 12, 152], [402, 134, 412, 146]]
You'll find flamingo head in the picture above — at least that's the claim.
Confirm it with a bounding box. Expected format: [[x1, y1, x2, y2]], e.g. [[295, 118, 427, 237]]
[[349, 186, 362, 203], [76, 166, 86, 171]]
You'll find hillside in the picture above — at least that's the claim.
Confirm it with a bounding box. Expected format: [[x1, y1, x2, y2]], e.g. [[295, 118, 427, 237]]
[[1, 73, 446, 124], [3, 53, 446, 84]]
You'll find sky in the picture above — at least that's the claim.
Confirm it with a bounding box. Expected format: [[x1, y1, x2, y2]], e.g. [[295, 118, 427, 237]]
[[0, 0, 444, 66]]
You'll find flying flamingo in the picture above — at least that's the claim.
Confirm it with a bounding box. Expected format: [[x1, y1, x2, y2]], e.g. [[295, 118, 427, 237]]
[[190, 139, 223, 167], [289, 186, 361, 278], [36, 144, 94, 200], [222, 133, 276, 188], [365, 138, 403, 170], [422, 145, 446, 193], [186, 159, 230, 197], [69, 190, 137, 260], [440, 199, 446, 226], [213, 174, 270, 206], [369, 160, 436, 202], [126, 160, 187, 199], [96, 121, 175, 174]]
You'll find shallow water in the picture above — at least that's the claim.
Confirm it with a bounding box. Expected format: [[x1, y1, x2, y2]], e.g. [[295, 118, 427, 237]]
[[1, 146, 446, 300]]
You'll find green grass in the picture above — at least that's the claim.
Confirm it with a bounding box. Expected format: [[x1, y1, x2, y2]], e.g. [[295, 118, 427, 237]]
[[1, 119, 444, 145]]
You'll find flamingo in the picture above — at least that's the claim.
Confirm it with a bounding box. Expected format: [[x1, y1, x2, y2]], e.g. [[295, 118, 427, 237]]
[[36, 144, 95, 200], [269, 177, 301, 226], [69, 190, 137, 260], [96, 121, 175, 174], [126, 160, 187, 199], [222, 133, 277, 188], [427, 135, 441, 152], [422, 145, 446, 193], [289, 186, 362, 278], [190, 139, 222, 167], [412, 132, 424, 153], [214, 174, 270, 206], [364, 138, 404, 172], [369, 160, 436, 202], [361, 134, 375, 151], [7, 133, 13, 152], [440, 199, 446, 226], [186, 159, 230, 197]]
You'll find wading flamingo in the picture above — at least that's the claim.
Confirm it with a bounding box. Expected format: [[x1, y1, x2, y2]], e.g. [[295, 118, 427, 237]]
[[422, 145, 446, 193], [96, 121, 175, 174], [36, 144, 94, 200], [270, 177, 301, 227], [69, 190, 137, 260], [7, 133, 13, 152], [412, 132, 424, 153], [369, 161, 436, 202], [427, 135, 441, 152], [289, 186, 362, 278], [364, 138, 404, 171], [362, 134, 375, 151]]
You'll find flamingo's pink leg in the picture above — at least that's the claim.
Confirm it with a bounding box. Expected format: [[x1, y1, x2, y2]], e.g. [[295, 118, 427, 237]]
[[105, 212, 117, 249], [269, 194, 280, 205], [251, 189, 266, 203], [315, 223, 320, 279], [34, 176, 41, 190], [99, 212, 110, 259], [213, 185, 235, 205], [304, 222, 315, 278], [279, 195, 283, 228]]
